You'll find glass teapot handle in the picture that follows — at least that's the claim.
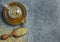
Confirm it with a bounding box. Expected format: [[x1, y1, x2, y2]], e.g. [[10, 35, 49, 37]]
[[0, 0, 7, 7], [0, 0, 18, 8]]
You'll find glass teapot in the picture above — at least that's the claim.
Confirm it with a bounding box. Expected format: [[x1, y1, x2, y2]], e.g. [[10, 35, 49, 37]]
[[0, 0, 26, 25]]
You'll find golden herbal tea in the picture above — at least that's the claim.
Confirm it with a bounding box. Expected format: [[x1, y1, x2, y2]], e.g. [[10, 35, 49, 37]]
[[3, 2, 26, 25]]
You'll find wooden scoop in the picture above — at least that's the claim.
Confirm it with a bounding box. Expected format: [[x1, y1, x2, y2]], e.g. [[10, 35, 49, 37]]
[[1, 28, 28, 40]]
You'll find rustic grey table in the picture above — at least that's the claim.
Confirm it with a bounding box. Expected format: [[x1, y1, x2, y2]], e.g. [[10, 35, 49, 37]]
[[0, 0, 60, 42]]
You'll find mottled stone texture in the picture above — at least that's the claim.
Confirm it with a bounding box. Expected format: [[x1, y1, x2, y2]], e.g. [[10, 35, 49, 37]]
[[0, 0, 60, 42]]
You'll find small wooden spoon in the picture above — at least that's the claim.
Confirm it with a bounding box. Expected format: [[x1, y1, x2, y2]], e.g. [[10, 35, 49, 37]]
[[1, 28, 28, 40]]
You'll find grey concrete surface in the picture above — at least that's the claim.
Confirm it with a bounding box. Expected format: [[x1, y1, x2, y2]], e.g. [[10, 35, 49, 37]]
[[0, 0, 60, 42]]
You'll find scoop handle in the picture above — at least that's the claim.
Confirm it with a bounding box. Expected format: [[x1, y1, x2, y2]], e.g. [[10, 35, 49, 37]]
[[1, 33, 13, 40]]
